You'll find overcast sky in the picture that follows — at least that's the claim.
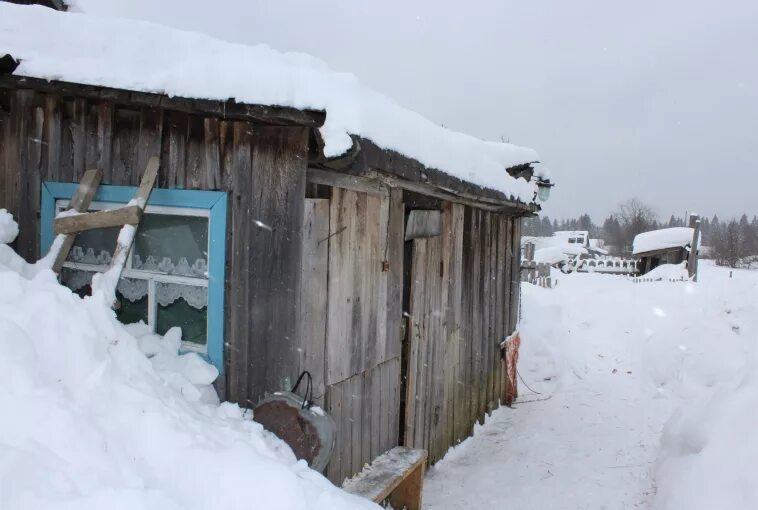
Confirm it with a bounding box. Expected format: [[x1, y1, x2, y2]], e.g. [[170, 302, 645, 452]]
[[72, 0, 758, 221]]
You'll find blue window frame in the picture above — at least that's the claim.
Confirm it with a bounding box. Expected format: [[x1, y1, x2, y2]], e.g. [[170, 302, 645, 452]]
[[41, 182, 227, 374]]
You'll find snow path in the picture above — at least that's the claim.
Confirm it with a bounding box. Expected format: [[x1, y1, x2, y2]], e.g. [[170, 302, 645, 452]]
[[423, 263, 757, 510]]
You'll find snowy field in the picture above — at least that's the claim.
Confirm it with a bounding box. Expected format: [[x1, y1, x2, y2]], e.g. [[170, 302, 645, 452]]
[[424, 262, 758, 510]]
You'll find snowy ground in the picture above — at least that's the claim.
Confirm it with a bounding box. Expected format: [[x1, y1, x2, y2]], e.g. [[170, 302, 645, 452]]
[[424, 262, 758, 510]]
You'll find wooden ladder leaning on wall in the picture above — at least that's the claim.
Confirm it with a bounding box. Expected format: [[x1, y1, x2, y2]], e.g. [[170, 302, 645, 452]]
[[46, 157, 159, 297]]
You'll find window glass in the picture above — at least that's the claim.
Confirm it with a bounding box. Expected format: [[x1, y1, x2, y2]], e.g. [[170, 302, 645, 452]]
[[60, 268, 148, 325], [55, 198, 212, 354], [133, 214, 209, 277], [156, 283, 208, 347], [66, 226, 119, 265]]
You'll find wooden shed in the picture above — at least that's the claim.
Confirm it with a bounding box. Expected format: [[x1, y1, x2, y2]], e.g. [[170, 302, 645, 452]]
[[0, 4, 547, 485], [633, 227, 697, 275]]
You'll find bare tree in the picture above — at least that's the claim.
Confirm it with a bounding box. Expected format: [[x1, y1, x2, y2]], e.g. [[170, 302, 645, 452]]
[[614, 198, 657, 254]]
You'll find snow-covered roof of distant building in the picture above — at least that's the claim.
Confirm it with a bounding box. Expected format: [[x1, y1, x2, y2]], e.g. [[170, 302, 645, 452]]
[[522, 235, 588, 258], [0, 3, 545, 203], [553, 231, 589, 238], [633, 227, 695, 256]]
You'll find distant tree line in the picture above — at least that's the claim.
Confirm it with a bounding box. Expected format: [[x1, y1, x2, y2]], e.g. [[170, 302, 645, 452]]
[[523, 198, 758, 267]]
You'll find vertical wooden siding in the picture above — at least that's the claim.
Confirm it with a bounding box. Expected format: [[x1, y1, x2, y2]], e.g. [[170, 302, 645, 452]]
[[404, 205, 520, 463], [0, 88, 311, 407], [300, 188, 404, 484]]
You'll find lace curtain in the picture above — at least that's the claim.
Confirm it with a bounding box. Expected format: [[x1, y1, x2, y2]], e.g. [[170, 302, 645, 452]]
[[62, 270, 208, 310]]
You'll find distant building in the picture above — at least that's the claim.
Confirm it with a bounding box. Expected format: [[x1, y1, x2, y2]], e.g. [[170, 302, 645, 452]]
[[633, 227, 697, 274]]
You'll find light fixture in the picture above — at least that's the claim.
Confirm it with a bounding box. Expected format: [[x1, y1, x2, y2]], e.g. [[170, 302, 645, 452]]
[[536, 179, 553, 202]]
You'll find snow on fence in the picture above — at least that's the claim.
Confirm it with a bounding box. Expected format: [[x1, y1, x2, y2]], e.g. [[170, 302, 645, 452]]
[[577, 257, 640, 275], [521, 243, 552, 288], [631, 276, 688, 283]]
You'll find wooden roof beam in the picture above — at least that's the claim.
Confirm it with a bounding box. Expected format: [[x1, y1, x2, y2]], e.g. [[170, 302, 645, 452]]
[[0, 74, 326, 127]]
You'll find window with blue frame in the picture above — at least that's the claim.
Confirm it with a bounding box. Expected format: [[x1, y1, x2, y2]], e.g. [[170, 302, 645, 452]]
[[40, 182, 227, 374]]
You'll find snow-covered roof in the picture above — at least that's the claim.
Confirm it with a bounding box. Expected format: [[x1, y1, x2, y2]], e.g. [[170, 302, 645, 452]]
[[522, 235, 588, 258], [534, 246, 569, 265], [0, 3, 544, 203], [633, 227, 695, 256], [553, 230, 589, 238]]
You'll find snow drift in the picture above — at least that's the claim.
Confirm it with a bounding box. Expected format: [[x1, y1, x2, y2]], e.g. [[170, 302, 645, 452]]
[[0, 3, 541, 202], [0, 209, 374, 510]]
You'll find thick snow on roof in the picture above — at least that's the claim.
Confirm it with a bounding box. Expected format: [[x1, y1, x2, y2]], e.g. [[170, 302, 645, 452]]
[[534, 246, 569, 265], [0, 3, 542, 202], [633, 227, 695, 256]]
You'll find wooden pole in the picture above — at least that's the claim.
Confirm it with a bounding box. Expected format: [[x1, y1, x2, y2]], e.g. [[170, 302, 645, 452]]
[[91, 157, 159, 302], [688, 214, 700, 282], [50, 168, 103, 273]]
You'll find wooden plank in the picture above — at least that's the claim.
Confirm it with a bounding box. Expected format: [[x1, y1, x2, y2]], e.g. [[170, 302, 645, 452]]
[[96, 101, 113, 183], [110, 108, 140, 186], [389, 355, 401, 449], [449, 204, 466, 445], [326, 188, 390, 385], [485, 212, 496, 414], [362, 367, 374, 469], [54, 205, 140, 234], [1, 91, 20, 230], [204, 117, 222, 189], [403, 238, 425, 448], [70, 97, 87, 181], [479, 212, 492, 421], [389, 457, 426, 510], [370, 362, 383, 460], [459, 207, 473, 438], [326, 187, 357, 385], [385, 188, 404, 362], [350, 373, 364, 476], [96, 157, 159, 301], [246, 126, 308, 402], [342, 446, 427, 508], [444, 203, 463, 450], [502, 217, 513, 347], [326, 382, 344, 483], [50, 168, 102, 272], [494, 216, 507, 405], [307, 167, 389, 197], [165, 111, 187, 189], [185, 115, 204, 189], [57, 98, 74, 183], [43, 94, 62, 181], [10, 90, 35, 261], [405, 209, 441, 240], [22, 99, 44, 260], [362, 193, 382, 381], [509, 218, 522, 334], [428, 232, 447, 462], [470, 209, 483, 427], [136, 108, 163, 187], [299, 199, 329, 406], [225, 121, 252, 403]]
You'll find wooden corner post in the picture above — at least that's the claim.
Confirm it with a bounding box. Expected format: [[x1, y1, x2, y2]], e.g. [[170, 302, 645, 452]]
[[688, 214, 700, 282]]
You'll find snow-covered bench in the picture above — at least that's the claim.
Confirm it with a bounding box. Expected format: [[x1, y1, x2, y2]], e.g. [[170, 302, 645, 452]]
[[342, 446, 427, 510]]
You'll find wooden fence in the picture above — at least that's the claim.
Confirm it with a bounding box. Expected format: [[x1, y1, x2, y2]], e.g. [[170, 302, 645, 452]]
[[521, 243, 552, 288]]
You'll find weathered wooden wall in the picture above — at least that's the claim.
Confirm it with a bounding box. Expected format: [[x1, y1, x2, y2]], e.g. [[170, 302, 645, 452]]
[[1, 85, 527, 486], [0, 87, 310, 406], [299, 187, 405, 484], [298, 177, 524, 482], [404, 205, 521, 463]]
